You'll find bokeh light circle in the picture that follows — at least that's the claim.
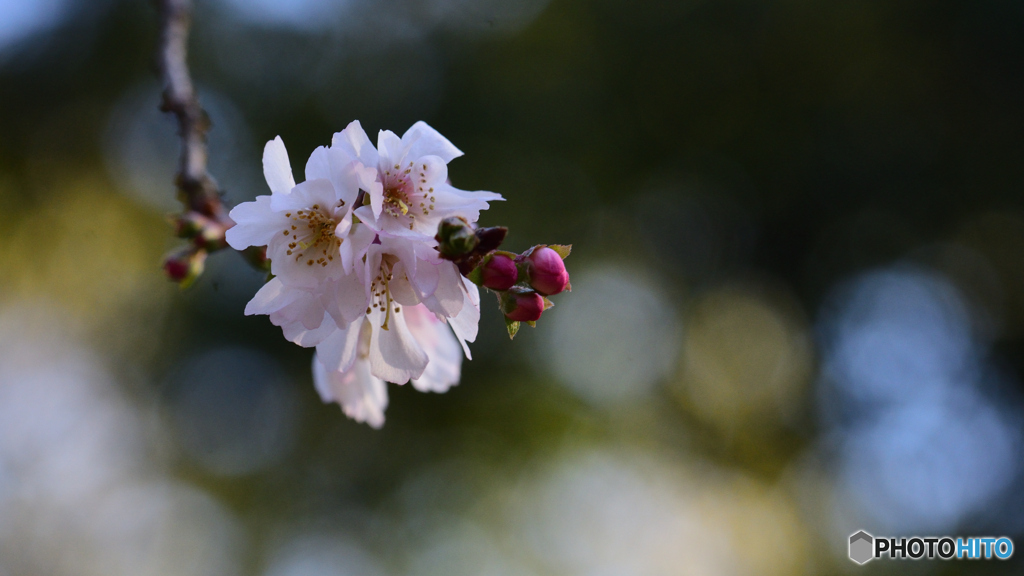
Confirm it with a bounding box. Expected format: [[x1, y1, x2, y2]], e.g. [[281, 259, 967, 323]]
[[536, 265, 681, 406]]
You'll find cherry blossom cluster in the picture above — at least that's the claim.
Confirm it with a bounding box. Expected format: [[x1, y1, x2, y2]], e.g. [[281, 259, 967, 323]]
[[224, 121, 501, 427]]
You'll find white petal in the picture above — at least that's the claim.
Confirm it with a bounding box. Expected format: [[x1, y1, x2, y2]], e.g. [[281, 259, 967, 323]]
[[244, 277, 304, 315], [263, 136, 295, 196], [418, 154, 449, 185], [388, 270, 419, 306], [377, 129, 406, 167], [281, 313, 337, 347], [331, 120, 379, 167], [368, 180, 384, 219], [315, 319, 365, 373], [312, 354, 388, 428], [270, 178, 336, 212], [340, 221, 377, 275], [369, 309, 428, 384], [410, 258, 440, 300], [405, 305, 463, 393], [334, 210, 353, 238], [271, 291, 327, 330], [380, 231, 420, 279], [448, 279, 481, 359], [305, 145, 331, 182], [403, 121, 464, 163], [430, 184, 503, 224], [423, 261, 466, 318], [329, 149, 377, 207], [361, 243, 386, 296], [226, 195, 289, 250], [322, 272, 368, 326]]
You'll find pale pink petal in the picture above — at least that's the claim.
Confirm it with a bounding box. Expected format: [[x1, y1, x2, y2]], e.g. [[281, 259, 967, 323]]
[[312, 354, 387, 429], [405, 305, 463, 393], [340, 221, 377, 275], [402, 121, 464, 163], [226, 195, 288, 250], [421, 261, 466, 319], [368, 309, 428, 384], [331, 120, 379, 167], [281, 313, 337, 347], [271, 290, 327, 330], [430, 184, 504, 223], [448, 279, 481, 359], [329, 149, 377, 207], [377, 129, 406, 167], [315, 319, 365, 373], [304, 145, 331, 182], [269, 178, 336, 212], [409, 258, 440, 300], [263, 136, 295, 196], [321, 272, 368, 326], [388, 269, 419, 306], [244, 277, 304, 316], [368, 182, 384, 219], [379, 232, 420, 279]]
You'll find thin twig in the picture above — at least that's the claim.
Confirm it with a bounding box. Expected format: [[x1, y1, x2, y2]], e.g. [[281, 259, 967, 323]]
[[155, 0, 268, 281], [155, 0, 225, 220]]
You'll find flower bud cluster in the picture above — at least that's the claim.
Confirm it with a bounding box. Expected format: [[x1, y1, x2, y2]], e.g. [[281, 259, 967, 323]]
[[162, 211, 231, 287], [437, 222, 571, 339], [493, 246, 571, 336]]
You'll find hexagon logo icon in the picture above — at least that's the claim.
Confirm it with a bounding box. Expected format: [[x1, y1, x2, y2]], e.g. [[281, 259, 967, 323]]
[[849, 531, 874, 564]]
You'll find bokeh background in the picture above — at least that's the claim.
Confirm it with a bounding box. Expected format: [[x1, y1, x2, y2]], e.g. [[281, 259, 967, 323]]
[[1, 0, 1024, 574]]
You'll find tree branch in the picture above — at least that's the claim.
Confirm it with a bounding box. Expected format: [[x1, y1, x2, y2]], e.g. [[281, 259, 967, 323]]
[[155, 0, 268, 284], [155, 0, 224, 220]]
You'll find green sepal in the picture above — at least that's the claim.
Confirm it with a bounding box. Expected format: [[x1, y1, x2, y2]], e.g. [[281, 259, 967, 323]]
[[547, 244, 572, 259], [541, 296, 555, 311], [177, 273, 199, 291], [466, 262, 483, 286], [526, 321, 536, 328], [504, 316, 521, 340], [515, 260, 530, 282]]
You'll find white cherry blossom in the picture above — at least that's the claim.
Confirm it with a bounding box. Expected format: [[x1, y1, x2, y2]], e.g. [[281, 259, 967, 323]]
[[227, 122, 495, 428], [226, 136, 379, 329], [330, 121, 503, 236]]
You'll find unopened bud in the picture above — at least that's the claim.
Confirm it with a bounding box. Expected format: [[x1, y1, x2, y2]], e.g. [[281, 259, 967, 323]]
[[500, 287, 545, 322], [526, 247, 570, 295], [474, 226, 508, 253], [480, 253, 518, 291], [436, 216, 478, 258], [163, 247, 207, 289], [174, 212, 229, 251], [195, 221, 228, 251], [172, 212, 210, 238]]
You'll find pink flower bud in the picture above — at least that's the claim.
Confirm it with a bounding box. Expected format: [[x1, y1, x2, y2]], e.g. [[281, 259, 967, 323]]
[[163, 248, 207, 288], [526, 247, 570, 295], [480, 254, 518, 291], [500, 288, 545, 322]]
